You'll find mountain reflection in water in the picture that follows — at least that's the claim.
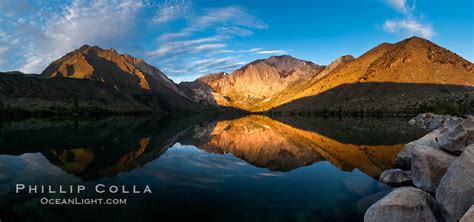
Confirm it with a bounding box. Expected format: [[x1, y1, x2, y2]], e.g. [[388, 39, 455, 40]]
[[0, 115, 427, 180], [0, 115, 428, 222]]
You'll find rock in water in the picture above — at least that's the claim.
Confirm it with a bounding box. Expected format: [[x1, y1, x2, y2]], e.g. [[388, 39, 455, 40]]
[[436, 117, 474, 155], [436, 145, 474, 222], [411, 146, 457, 192], [379, 169, 412, 186], [364, 187, 441, 222], [398, 115, 468, 169], [460, 205, 474, 222], [409, 113, 463, 130]]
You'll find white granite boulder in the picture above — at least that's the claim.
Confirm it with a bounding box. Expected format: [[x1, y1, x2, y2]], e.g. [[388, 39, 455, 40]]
[[411, 146, 457, 192]]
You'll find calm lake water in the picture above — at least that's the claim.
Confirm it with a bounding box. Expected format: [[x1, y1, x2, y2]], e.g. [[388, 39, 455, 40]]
[[0, 115, 428, 222]]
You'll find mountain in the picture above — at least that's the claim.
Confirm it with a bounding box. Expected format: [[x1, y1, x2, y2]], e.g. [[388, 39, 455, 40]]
[[180, 55, 328, 111], [1, 37, 472, 116], [41, 45, 195, 110], [182, 36, 473, 114], [273, 37, 474, 114], [0, 45, 201, 116]]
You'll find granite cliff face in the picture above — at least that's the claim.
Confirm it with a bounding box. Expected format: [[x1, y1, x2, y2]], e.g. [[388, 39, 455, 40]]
[[180, 55, 336, 111]]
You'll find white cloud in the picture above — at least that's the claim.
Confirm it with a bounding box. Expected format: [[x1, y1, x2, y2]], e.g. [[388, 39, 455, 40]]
[[210, 47, 264, 54], [162, 55, 247, 82], [386, 0, 410, 13], [0, 1, 268, 81], [248, 48, 263, 52], [257, 50, 288, 55], [152, 0, 191, 24], [383, 18, 434, 38], [1, 0, 145, 73], [148, 5, 268, 79], [157, 5, 267, 41], [383, 0, 434, 39], [148, 37, 225, 58]]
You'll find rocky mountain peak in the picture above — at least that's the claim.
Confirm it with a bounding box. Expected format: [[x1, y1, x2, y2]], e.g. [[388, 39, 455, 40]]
[[326, 55, 354, 69], [122, 54, 145, 65], [264, 55, 317, 72]]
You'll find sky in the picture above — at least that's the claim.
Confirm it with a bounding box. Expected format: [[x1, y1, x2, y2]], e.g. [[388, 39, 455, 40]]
[[0, 0, 472, 83]]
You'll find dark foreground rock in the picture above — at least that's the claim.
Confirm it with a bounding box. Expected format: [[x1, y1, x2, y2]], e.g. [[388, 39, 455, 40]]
[[379, 169, 412, 186], [436, 145, 474, 222], [364, 187, 441, 222], [411, 146, 457, 192]]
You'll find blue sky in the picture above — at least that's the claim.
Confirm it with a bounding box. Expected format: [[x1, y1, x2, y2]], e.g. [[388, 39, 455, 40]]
[[0, 0, 472, 82]]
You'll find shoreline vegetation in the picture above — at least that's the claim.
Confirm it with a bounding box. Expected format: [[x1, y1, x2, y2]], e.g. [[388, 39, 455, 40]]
[[0, 105, 470, 119], [0, 104, 471, 120], [365, 113, 474, 222]]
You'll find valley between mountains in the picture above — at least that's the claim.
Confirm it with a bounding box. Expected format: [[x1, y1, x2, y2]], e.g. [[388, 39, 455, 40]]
[[0, 36, 473, 116]]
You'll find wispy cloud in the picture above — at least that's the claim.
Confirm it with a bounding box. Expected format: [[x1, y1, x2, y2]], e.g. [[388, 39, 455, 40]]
[[383, 19, 434, 39], [161, 55, 247, 82], [211, 48, 264, 54], [0, 0, 145, 73], [157, 6, 267, 41], [152, 0, 191, 24], [256, 50, 288, 55], [383, 0, 434, 39], [0, 1, 268, 80], [386, 0, 413, 14], [148, 37, 225, 58], [148, 5, 268, 79]]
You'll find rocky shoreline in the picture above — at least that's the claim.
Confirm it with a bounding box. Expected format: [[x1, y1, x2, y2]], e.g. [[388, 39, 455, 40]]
[[365, 113, 474, 222]]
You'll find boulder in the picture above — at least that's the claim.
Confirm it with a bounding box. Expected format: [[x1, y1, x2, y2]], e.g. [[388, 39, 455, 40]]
[[396, 144, 433, 169], [356, 190, 391, 214], [379, 169, 412, 186], [436, 145, 474, 222], [396, 117, 470, 168], [364, 186, 441, 222], [411, 146, 457, 192], [460, 205, 474, 222], [409, 113, 462, 130], [435, 117, 474, 155]]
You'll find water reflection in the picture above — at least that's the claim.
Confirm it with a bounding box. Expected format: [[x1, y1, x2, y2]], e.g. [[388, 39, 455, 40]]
[[0, 115, 428, 221], [190, 115, 425, 176], [0, 115, 427, 180]]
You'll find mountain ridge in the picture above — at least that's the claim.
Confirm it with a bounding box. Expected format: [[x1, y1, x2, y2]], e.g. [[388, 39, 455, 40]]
[[181, 36, 473, 113], [1, 36, 472, 116]]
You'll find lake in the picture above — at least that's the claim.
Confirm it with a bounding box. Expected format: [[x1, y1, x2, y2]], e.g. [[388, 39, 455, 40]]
[[0, 115, 428, 222]]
